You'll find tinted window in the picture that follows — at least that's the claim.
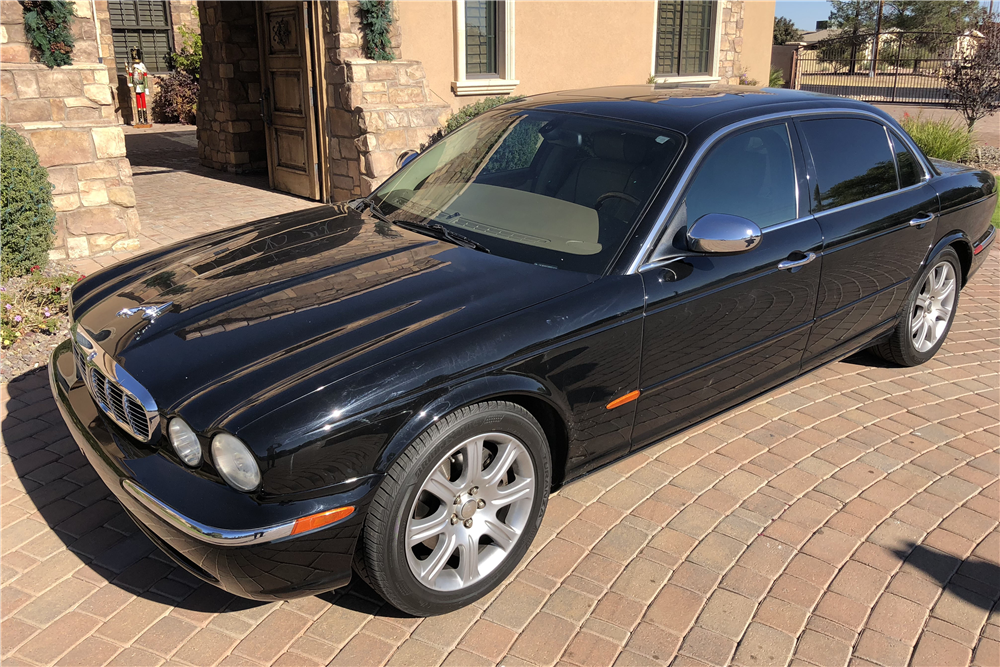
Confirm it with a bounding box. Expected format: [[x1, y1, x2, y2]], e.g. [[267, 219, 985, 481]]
[[890, 132, 921, 188], [801, 119, 897, 211], [683, 123, 797, 228], [373, 110, 682, 274]]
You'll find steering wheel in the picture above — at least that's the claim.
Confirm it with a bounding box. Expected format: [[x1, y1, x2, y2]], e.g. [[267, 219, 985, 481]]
[[595, 191, 641, 209]]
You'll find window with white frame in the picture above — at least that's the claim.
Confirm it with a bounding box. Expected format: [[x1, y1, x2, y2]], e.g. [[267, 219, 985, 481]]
[[453, 0, 517, 96], [654, 1, 718, 78]]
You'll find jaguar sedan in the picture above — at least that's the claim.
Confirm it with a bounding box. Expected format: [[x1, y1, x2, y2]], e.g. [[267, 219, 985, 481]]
[[50, 86, 996, 616]]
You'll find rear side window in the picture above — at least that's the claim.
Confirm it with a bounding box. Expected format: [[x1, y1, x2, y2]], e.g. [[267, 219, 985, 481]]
[[890, 132, 921, 189], [683, 123, 797, 228], [800, 118, 898, 211]]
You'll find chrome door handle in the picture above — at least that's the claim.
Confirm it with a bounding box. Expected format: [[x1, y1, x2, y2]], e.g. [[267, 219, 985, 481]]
[[909, 213, 935, 227], [778, 252, 817, 271]]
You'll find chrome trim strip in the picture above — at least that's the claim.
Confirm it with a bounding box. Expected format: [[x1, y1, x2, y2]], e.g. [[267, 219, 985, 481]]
[[122, 479, 295, 546], [810, 179, 931, 219], [629, 107, 934, 274]]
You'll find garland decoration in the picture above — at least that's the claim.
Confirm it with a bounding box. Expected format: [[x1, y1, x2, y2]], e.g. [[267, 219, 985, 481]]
[[358, 0, 394, 61], [21, 0, 75, 68]]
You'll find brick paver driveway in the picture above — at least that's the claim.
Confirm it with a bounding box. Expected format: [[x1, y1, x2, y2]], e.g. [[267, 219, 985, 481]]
[[4, 250, 998, 664]]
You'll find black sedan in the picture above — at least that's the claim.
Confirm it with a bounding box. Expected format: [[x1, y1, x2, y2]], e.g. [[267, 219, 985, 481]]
[[50, 86, 997, 616]]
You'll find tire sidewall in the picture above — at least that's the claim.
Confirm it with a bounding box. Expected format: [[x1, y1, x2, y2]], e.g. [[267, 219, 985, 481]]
[[380, 405, 551, 615], [899, 248, 961, 365]]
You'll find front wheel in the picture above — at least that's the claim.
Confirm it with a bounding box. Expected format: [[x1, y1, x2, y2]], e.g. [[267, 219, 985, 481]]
[[358, 401, 551, 616], [872, 247, 961, 366]]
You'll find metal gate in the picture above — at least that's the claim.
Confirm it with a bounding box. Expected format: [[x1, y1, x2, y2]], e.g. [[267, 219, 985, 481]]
[[795, 31, 978, 104]]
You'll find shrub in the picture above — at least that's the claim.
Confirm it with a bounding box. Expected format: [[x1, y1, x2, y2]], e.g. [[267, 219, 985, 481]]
[[359, 0, 394, 61], [1, 126, 55, 280], [900, 113, 974, 163], [445, 95, 524, 134], [154, 70, 199, 124], [768, 66, 785, 88], [169, 16, 202, 79]]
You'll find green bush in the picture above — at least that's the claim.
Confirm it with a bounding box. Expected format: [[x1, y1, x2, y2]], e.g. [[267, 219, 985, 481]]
[[768, 66, 785, 88], [445, 95, 524, 134], [900, 113, 974, 163], [1, 126, 55, 280]]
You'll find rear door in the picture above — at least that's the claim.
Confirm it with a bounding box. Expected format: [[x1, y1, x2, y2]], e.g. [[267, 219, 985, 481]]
[[796, 116, 939, 369], [632, 121, 823, 448]]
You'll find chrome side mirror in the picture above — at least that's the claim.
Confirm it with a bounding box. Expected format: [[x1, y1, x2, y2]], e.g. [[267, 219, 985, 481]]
[[687, 214, 762, 254], [396, 150, 419, 169]]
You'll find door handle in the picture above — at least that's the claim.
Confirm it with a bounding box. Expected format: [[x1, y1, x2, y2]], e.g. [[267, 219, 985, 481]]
[[259, 88, 272, 126], [778, 252, 817, 271], [909, 213, 935, 227]]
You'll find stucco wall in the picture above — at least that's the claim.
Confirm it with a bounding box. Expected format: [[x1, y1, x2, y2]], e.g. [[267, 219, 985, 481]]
[[742, 0, 776, 84], [401, 0, 773, 112], [400, 0, 656, 111]]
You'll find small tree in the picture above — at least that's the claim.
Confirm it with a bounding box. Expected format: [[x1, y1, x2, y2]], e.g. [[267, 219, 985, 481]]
[[773, 16, 802, 45], [944, 22, 1000, 131]]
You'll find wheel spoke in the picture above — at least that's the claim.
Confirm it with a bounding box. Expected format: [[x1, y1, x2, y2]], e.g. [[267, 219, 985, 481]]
[[424, 466, 460, 504], [408, 507, 451, 547], [491, 476, 533, 508], [456, 531, 480, 585], [418, 531, 457, 586], [915, 295, 930, 311], [910, 314, 923, 334], [483, 515, 519, 551], [462, 438, 484, 485], [482, 440, 519, 489]]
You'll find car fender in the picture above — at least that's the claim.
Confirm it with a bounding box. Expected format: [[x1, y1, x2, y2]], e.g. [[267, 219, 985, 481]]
[[924, 230, 973, 286], [375, 373, 571, 475]]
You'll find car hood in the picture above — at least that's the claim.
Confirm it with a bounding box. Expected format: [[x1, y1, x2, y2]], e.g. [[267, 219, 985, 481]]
[[73, 204, 591, 431]]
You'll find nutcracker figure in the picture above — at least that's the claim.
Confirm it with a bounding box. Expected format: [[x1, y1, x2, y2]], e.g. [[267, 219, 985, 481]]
[[127, 47, 151, 128]]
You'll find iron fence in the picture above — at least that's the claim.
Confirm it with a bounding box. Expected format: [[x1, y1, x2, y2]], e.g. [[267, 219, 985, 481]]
[[795, 31, 979, 105]]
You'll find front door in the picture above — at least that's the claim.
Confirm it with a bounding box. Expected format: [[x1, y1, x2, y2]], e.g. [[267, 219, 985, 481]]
[[257, 1, 321, 200], [632, 121, 823, 447]]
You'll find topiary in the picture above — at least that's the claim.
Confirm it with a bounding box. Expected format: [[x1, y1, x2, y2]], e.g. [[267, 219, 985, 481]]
[[1, 125, 56, 280]]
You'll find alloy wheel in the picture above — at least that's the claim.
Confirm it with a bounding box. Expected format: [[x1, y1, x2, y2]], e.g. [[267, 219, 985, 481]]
[[405, 432, 535, 592], [910, 261, 956, 353]]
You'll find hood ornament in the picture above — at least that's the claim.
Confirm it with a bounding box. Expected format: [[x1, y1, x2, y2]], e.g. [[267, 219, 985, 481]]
[[117, 302, 173, 322]]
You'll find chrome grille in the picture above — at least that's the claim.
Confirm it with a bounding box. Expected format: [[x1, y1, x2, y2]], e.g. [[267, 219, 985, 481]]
[[90, 367, 152, 441]]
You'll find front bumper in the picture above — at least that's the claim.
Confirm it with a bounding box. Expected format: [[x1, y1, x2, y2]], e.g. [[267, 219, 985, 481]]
[[49, 339, 379, 600]]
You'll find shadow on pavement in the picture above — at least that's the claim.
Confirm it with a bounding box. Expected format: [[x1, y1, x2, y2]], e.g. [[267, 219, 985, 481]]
[[893, 542, 1000, 610], [3, 365, 405, 618]]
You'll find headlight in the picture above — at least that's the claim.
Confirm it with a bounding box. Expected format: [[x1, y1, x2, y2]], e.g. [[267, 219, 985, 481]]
[[211, 433, 261, 492], [168, 418, 202, 467]]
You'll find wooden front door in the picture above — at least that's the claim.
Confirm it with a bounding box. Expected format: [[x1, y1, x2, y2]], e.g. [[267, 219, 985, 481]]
[[257, 1, 321, 200]]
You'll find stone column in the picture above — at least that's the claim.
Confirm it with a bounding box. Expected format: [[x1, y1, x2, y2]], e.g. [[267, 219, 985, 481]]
[[718, 1, 746, 85], [322, 0, 449, 200], [0, 0, 140, 259], [196, 0, 266, 173]]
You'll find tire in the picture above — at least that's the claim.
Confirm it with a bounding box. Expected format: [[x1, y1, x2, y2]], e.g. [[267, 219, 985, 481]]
[[358, 401, 551, 616], [872, 247, 961, 367]]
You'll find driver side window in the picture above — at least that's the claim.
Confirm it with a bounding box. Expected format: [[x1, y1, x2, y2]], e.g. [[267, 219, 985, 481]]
[[682, 123, 798, 229]]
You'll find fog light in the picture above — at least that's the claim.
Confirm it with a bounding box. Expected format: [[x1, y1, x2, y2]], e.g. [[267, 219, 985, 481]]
[[168, 418, 201, 467], [211, 433, 261, 492]]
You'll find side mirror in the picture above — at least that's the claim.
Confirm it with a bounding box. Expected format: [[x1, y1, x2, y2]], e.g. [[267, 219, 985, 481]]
[[396, 150, 419, 169], [687, 214, 762, 254]]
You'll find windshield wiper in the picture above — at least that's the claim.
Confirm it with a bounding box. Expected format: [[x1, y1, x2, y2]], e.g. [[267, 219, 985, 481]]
[[360, 199, 490, 253], [394, 220, 491, 254]]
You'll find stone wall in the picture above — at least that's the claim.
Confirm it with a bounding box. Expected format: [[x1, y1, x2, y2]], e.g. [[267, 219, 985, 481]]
[[0, 0, 140, 260], [718, 0, 745, 85], [323, 1, 449, 200], [196, 0, 266, 173]]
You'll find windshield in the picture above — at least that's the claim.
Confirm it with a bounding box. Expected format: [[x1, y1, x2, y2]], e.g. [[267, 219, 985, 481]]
[[371, 108, 683, 273]]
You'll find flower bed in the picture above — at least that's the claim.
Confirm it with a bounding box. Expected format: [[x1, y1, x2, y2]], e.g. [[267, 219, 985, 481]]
[[1, 263, 81, 382]]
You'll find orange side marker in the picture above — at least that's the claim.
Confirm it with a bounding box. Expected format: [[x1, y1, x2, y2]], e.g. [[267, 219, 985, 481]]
[[291, 506, 355, 536], [606, 390, 641, 410]]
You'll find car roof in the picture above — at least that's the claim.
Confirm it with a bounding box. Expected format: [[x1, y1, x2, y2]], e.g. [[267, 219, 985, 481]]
[[507, 85, 883, 136]]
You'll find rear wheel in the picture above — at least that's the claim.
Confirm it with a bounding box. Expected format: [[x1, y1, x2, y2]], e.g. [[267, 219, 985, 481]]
[[872, 247, 960, 366], [358, 401, 551, 616]]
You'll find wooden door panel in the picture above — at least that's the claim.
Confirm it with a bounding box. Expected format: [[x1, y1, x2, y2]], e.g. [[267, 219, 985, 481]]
[[258, 1, 320, 200]]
